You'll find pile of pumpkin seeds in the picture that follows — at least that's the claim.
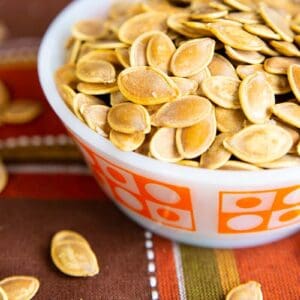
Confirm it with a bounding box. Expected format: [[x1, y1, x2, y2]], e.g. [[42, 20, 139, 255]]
[[55, 0, 300, 171]]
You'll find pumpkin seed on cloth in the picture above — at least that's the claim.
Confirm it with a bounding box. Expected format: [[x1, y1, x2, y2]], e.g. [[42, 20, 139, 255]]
[[226, 281, 263, 300], [215, 107, 245, 133], [264, 57, 300, 74], [150, 127, 183, 162], [51, 230, 99, 277], [272, 102, 300, 128], [208, 53, 238, 79], [200, 133, 232, 169], [259, 2, 294, 42], [147, 32, 176, 73], [288, 64, 300, 102], [118, 12, 167, 44], [170, 38, 215, 77], [239, 72, 275, 124], [0, 276, 40, 300], [219, 160, 262, 171], [151, 95, 213, 128], [243, 23, 281, 40], [0, 99, 43, 124], [118, 66, 180, 105], [208, 22, 265, 51], [108, 102, 150, 134], [176, 108, 217, 159], [0, 160, 8, 194], [110, 130, 145, 151], [201, 76, 241, 109], [225, 45, 265, 64], [223, 124, 293, 164]]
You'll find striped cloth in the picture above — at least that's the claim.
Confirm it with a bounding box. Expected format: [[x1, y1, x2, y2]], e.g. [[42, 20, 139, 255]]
[[0, 40, 299, 300]]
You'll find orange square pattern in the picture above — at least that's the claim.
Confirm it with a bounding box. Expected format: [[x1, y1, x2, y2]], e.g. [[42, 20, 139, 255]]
[[219, 186, 300, 234], [75, 138, 196, 232]]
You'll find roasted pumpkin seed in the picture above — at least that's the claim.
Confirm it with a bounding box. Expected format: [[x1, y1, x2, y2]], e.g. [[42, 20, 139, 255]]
[[151, 95, 213, 128], [259, 3, 294, 42], [51, 240, 99, 277], [264, 57, 300, 74], [225, 12, 261, 24], [256, 155, 300, 169], [0, 276, 40, 300], [216, 107, 245, 133], [200, 133, 232, 169], [225, 45, 265, 64], [223, 124, 293, 164], [55, 64, 77, 88], [52, 230, 90, 245], [171, 77, 198, 96], [110, 91, 128, 106], [81, 104, 110, 135], [130, 31, 157, 67], [226, 281, 263, 300], [170, 38, 215, 77], [219, 160, 262, 171], [150, 127, 183, 162], [202, 76, 241, 109], [177, 160, 200, 168], [223, 0, 256, 12], [77, 82, 118, 95], [78, 49, 120, 65], [118, 12, 167, 44], [243, 23, 281, 40], [189, 67, 211, 95], [147, 32, 176, 73], [208, 53, 238, 79], [287, 64, 300, 102], [208, 23, 264, 51], [108, 102, 150, 134], [272, 102, 300, 128], [76, 59, 116, 83], [239, 72, 275, 124], [0, 160, 8, 194], [110, 130, 145, 151], [270, 41, 300, 57], [115, 47, 130, 68], [176, 108, 217, 159], [191, 7, 228, 20], [118, 66, 180, 105], [72, 19, 107, 41]]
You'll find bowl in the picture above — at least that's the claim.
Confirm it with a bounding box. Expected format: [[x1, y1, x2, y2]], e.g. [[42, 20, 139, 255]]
[[38, 0, 300, 248]]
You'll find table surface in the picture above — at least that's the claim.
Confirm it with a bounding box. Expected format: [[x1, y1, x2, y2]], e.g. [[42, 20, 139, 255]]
[[0, 1, 299, 300]]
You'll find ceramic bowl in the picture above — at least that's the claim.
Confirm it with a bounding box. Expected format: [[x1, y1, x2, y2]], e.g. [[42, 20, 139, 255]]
[[38, 0, 300, 248]]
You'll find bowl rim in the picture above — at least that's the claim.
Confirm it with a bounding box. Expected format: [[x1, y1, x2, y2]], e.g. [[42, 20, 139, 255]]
[[38, 0, 300, 185]]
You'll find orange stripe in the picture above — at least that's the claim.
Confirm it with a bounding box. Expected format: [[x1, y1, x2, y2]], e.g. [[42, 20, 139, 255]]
[[234, 234, 300, 299], [153, 236, 180, 300]]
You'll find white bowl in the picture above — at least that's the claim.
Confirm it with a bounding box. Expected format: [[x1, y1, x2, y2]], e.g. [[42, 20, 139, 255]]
[[38, 0, 300, 248]]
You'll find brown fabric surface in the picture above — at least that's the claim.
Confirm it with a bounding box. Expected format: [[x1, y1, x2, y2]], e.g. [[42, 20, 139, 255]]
[[0, 0, 71, 38], [0, 199, 150, 300]]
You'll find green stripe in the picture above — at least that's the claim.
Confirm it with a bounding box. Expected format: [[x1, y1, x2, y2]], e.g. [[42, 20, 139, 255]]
[[180, 245, 223, 300]]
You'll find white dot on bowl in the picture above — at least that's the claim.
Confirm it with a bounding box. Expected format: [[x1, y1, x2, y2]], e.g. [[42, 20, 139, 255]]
[[115, 187, 143, 211], [283, 188, 300, 206], [145, 183, 180, 204], [227, 214, 263, 231]]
